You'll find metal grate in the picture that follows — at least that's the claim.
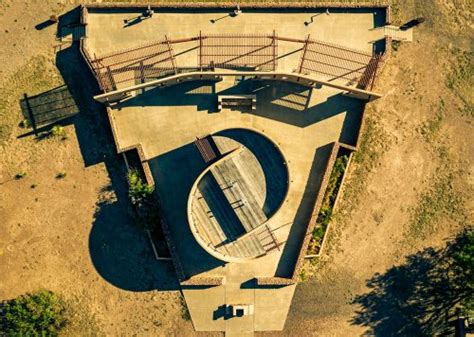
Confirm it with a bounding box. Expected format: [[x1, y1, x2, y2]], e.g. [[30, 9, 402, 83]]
[[198, 32, 278, 71], [90, 37, 177, 92], [298, 38, 381, 87]]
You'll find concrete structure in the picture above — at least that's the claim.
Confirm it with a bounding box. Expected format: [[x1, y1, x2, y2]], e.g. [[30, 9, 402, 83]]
[[79, 3, 390, 336]]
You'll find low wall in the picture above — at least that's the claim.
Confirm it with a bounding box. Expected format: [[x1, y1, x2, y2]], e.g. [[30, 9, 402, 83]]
[[304, 143, 355, 259], [85, 2, 389, 10], [79, 2, 391, 287]]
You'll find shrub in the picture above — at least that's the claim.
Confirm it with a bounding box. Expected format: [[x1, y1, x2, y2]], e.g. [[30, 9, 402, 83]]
[[3, 290, 66, 336], [50, 125, 66, 140], [127, 169, 154, 205], [55, 172, 67, 179], [309, 154, 349, 254], [19, 119, 31, 128], [14, 172, 27, 180]]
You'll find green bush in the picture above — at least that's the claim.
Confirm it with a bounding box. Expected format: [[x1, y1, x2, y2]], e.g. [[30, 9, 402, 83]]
[[127, 169, 154, 205], [50, 125, 66, 140], [309, 154, 349, 254], [3, 290, 66, 336]]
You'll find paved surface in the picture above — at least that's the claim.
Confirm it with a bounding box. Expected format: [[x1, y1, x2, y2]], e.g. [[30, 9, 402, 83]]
[[88, 8, 374, 334], [86, 9, 386, 89], [110, 79, 364, 332]]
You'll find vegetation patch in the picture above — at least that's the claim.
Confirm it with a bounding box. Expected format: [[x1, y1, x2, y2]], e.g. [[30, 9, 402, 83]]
[[307, 152, 349, 255], [409, 170, 464, 239], [127, 169, 154, 206], [49, 125, 67, 140], [352, 227, 474, 335], [2, 290, 67, 336], [445, 47, 473, 117], [418, 99, 445, 142], [127, 169, 160, 229], [0, 56, 63, 145]]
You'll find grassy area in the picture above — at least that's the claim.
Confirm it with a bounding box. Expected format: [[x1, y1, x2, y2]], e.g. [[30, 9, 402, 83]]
[[307, 153, 349, 255], [446, 47, 473, 117], [418, 98, 445, 142], [337, 112, 390, 216], [408, 145, 466, 239], [3, 291, 67, 336], [0, 56, 63, 146]]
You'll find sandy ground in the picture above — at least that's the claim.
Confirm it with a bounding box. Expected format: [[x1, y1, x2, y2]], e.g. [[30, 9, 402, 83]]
[[0, 1, 472, 336]]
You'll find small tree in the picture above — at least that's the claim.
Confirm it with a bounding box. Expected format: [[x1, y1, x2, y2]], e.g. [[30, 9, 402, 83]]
[[127, 169, 154, 205], [3, 290, 66, 336], [449, 228, 474, 314]]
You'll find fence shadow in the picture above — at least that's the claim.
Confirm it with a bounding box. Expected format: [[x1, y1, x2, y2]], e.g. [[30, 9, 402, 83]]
[[351, 229, 473, 336], [20, 85, 79, 131]]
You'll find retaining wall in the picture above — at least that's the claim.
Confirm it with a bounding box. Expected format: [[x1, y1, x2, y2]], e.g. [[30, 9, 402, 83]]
[[79, 2, 391, 287]]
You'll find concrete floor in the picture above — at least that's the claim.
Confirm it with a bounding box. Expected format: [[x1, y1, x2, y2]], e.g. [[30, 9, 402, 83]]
[[86, 9, 386, 90], [109, 79, 364, 333], [88, 8, 373, 335]]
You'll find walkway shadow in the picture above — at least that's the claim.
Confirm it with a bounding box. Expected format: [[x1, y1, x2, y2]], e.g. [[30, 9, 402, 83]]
[[275, 142, 334, 278], [148, 142, 225, 279], [351, 229, 473, 336], [119, 80, 218, 112]]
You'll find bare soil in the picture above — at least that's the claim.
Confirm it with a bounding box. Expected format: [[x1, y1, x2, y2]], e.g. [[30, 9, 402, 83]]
[[0, 1, 472, 337]]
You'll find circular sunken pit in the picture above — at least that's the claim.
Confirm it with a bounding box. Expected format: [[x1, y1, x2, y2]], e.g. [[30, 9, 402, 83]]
[[188, 128, 289, 263]]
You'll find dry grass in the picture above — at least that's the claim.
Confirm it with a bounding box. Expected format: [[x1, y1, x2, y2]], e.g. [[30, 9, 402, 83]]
[[0, 56, 63, 146], [408, 143, 468, 239]]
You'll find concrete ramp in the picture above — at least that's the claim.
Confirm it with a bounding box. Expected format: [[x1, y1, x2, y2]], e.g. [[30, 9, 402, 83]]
[[226, 332, 254, 337], [384, 25, 413, 42]]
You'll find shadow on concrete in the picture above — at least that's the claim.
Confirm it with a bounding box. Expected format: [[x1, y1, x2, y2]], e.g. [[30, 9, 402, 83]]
[[351, 229, 473, 336], [119, 80, 218, 112], [120, 79, 363, 144], [252, 81, 365, 131], [148, 142, 225, 279], [214, 128, 289, 218], [213, 304, 230, 320], [274, 142, 334, 278], [240, 278, 287, 289]]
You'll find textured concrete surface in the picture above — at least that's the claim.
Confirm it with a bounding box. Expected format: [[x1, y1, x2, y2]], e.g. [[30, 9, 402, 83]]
[[91, 8, 372, 335], [109, 79, 364, 332]]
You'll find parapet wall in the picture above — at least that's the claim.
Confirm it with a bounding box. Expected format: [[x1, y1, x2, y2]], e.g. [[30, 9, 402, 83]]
[[79, 2, 391, 287]]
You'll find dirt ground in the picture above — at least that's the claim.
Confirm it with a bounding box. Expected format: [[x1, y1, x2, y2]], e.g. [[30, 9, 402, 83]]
[[0, 1, 472, 337]]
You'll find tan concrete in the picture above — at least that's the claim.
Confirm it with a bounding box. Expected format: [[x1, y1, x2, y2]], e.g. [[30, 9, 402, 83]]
[[87, 10, 380, 55], [109, 79, 364, 332], [88, 8, 373, 335], [86, 9, 384, 90]]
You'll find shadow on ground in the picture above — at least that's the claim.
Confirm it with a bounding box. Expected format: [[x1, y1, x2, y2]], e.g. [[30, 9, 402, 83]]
[[17, 18, 180, 290], [351, 230, 473, 336]]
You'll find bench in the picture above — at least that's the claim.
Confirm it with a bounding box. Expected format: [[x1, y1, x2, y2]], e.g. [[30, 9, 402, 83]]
[[217, 94, 256, 112]]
